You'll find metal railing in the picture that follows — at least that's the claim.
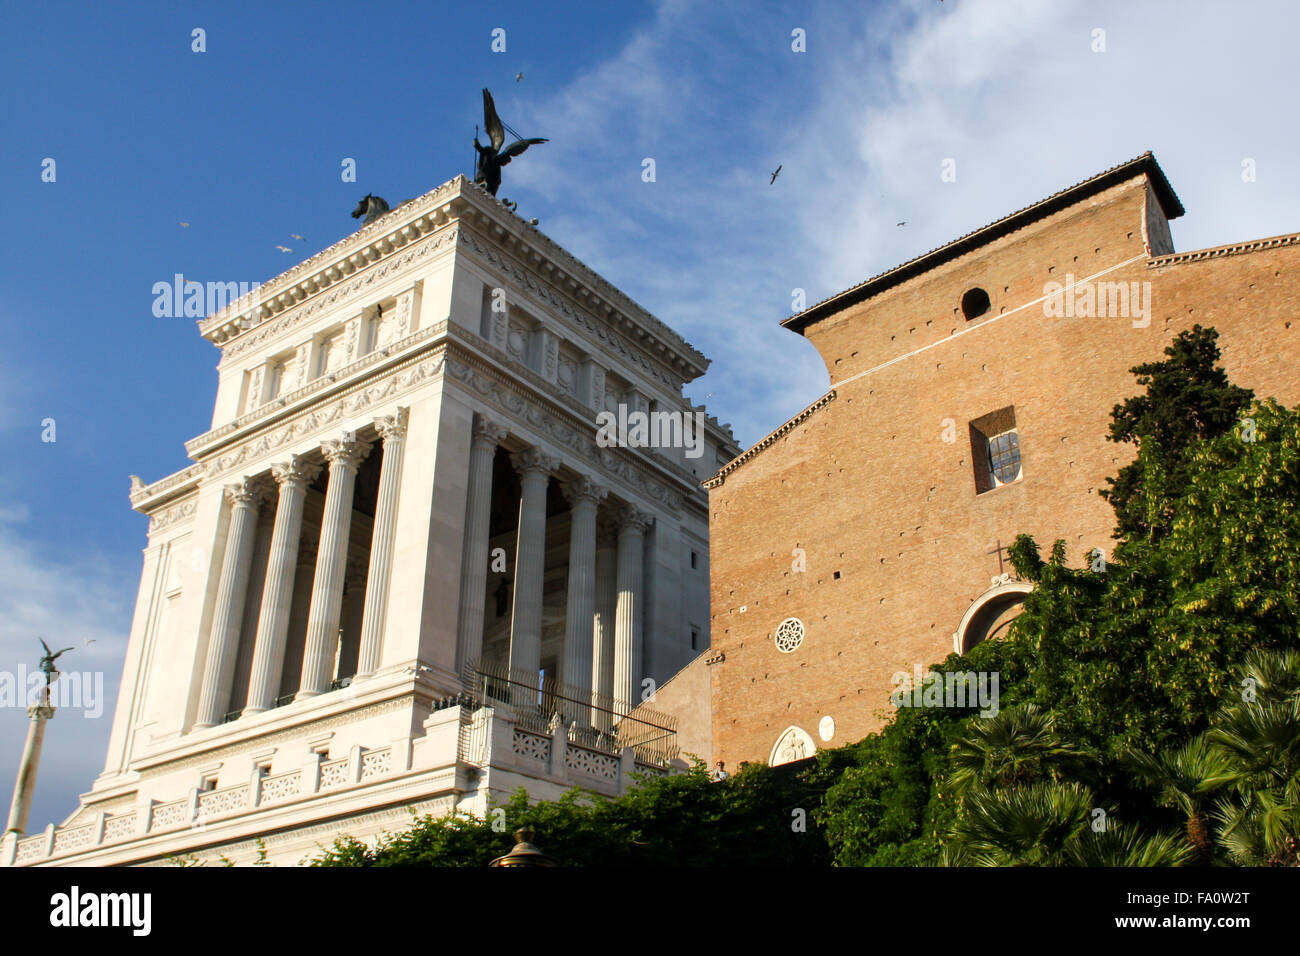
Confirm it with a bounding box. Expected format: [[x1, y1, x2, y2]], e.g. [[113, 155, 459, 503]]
[[460, 659, 678, 766]]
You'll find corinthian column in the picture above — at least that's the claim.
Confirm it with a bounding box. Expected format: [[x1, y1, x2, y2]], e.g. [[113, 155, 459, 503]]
[[355, 408, 410, 679], [297, 434, 372, 699], [561, 476, 606, 722], [591, 525, 617, 730], [613, 506, 653, 714], [243, 455, 320, 714], [455, 414, 507, 675], [506, 447, 557, 697], [195, 479, 264, 729]]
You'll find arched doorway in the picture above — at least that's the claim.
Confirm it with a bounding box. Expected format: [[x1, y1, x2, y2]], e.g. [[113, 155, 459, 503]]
[[770, 725, 816, 766], [953, 579, 1032, 654]]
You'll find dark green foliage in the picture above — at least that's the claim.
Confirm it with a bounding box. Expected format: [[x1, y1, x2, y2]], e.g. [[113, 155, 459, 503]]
[[1101, 324, 1253, 539], [313, 762, 830, 866]]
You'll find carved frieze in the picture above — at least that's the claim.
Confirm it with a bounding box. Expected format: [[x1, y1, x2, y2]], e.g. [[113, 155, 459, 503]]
[[218, 227, 458, 364]]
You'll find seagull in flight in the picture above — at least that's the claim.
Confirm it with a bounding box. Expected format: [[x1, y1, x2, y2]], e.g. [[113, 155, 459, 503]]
[[896, 221, 907, 227], [179, 221, 190, 228], [289, 233, 306, 242], [770, 165, 782, 184], [515, 71, 524, 82], [275, 245, 293, 253]]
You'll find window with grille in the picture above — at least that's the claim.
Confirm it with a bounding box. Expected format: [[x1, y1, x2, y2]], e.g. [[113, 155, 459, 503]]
[[969, 407, 1023, 494], [987, 430, 1021, 484]]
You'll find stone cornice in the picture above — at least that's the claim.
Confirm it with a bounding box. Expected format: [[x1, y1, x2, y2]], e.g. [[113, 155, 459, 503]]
[[200, 176, 710, 386], [190, 321, 448, 458], [137, 323, 710, 521], [215, 225, 459, 366], [455, 221, 708, 386], [199, 178, 466, 344], [703, 390, 838, 489], [1147, 231, 1300, 269]]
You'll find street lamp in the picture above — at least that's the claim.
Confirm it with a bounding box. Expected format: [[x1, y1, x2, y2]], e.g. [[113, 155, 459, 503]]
[[489, 827, 558, 867]]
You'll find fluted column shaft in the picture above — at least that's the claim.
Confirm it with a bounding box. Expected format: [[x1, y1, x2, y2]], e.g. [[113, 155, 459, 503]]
[[355, 409, 410, 679], [195, 480, 264, 728], [591, 535, 618, 731], [243, 456, 319, 714], [561, 478, 606, 721], [297, 435, 372, 698], [455, 415, 507, 674], [507, 448, 557, 696], [613, 507, 652, 713]]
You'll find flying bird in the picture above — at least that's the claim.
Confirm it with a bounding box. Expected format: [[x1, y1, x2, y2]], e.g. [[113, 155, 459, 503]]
[[896, 221, 907, 227], [275, 245, 293, 252], [769, 165, 782, 184], [179, 221, 190, 228], [515, 71, 524, 82], [289, 233, 306, 242]]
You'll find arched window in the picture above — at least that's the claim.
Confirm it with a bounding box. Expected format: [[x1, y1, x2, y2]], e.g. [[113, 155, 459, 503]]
[[961, 287, 991, 320]]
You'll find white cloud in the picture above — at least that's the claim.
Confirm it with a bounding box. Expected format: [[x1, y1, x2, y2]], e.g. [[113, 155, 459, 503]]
[[493, 0, 1300, 447], [0, 509, 132, 830]]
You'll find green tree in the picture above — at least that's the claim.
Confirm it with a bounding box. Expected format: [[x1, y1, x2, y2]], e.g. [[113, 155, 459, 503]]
[[1101, 324, 1253, 540]]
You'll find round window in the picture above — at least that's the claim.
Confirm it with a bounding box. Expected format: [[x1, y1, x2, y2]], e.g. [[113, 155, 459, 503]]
[[775, 618, 805, 653]]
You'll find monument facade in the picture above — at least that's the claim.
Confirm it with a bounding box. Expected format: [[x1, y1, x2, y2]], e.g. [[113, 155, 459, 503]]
[[4, 175, 736, 866]]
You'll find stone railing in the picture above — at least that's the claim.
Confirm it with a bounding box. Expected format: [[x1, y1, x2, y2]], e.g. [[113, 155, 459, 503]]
[[259, 770, 301, 805], [493, 707, 682, 798], [1, 741, 405, 867]]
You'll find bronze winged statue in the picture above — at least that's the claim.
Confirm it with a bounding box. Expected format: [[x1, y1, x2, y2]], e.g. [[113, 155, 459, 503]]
[[38, 637, 73, 689], [473, 88, 547, 197]]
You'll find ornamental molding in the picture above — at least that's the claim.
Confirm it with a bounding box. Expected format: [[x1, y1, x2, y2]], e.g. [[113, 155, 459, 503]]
[[1147, 232, 1300, 269], [140, 328, 706, 518], [193, 346, 449, 483], [148, 497, 198, 534], [457, 226, 704, 388], [703, 390, 838, 489], [443, 352, 690, 514], [160, 795, 460, 863], [191, 322, 446, 459], [136, 696, 412, 777], [216, 226, 459, 364], [200, 176, 467, 344]]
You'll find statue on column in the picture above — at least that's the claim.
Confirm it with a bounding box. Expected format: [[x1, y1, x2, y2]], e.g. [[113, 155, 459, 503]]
[[37, 638, 72, 702]]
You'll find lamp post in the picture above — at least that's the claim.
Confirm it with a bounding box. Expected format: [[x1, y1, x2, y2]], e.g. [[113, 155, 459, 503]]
[[489, 827, 558, 867]]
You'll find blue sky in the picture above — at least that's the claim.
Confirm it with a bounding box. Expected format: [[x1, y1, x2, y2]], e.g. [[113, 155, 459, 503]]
[[2, 0, 1299, 830]]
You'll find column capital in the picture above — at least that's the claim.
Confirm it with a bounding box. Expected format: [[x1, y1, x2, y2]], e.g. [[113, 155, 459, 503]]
[[374, 407, 410, 443], [224, 477, 266, 509], [271, 454, 321, 490], [616, 505, 654, 535], [472, 413, 508, 448], [510, 446, 559, 479], [320, 434, 372, 472], [562, 475, 608, 509]]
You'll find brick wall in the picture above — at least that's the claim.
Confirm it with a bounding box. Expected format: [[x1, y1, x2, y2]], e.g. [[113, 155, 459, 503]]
[[708, 173, 1300, 765]]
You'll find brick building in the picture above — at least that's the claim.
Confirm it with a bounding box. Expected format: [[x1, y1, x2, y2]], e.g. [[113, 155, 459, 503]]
[[701, 152, 1300, 767]]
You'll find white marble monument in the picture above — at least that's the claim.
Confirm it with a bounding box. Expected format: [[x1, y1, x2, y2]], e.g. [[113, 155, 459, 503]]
[[3, 176, 736, 866]]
